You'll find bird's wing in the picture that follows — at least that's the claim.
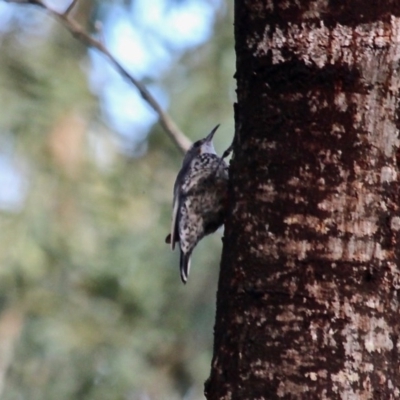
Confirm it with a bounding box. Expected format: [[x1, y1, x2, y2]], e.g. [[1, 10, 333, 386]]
[[170, 184, 180, 250], [170, 160, 192, 250]]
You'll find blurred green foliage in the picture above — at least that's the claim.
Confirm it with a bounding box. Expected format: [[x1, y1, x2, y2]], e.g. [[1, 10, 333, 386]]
[[0, 1, 234, 399]]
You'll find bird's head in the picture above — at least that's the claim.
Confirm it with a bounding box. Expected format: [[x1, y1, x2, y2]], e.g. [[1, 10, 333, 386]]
[[196, 124, 219, 155], [182, 125, 219, 166]]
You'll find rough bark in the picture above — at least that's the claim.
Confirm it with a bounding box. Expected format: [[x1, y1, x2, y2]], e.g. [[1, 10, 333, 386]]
[[206, 1, 400, 399]]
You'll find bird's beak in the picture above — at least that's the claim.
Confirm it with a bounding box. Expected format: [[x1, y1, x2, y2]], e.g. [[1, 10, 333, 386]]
[[205, 124, 220, 143]]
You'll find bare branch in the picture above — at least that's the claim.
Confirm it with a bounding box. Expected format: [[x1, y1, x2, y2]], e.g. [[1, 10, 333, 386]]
[[94, 21, 105, 45], [63, 0, 78, 16], [5, 0, 192, 154]]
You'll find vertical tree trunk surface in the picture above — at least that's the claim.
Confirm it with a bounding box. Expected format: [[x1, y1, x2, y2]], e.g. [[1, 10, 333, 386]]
[[207, 1, 400, 399]]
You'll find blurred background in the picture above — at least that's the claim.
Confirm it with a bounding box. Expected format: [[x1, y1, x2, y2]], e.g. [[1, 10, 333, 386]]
[[0, 0, 234, 399]]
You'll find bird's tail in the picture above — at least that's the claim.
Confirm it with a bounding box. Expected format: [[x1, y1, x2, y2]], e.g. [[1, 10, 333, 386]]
[[180, 251, 192, 284]]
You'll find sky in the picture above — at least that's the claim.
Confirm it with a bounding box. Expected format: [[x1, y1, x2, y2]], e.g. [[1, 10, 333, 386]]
[[90, 0, 221, 145], [0, 0, 222, 210]]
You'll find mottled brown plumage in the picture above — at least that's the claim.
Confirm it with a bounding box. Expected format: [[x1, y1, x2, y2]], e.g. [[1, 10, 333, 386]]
[[167, 125, 229, 283]]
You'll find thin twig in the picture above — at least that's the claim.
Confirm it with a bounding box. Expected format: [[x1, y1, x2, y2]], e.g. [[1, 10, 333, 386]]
[[5, 0, 192, 154], [63, 0, 78, 16]]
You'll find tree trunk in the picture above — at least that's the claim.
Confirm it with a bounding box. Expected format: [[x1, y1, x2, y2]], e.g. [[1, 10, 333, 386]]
[[206, 1, 400, 399]]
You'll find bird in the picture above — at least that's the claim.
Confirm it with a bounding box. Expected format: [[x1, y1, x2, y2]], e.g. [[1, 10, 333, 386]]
[[166, 125, 229, 283]]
